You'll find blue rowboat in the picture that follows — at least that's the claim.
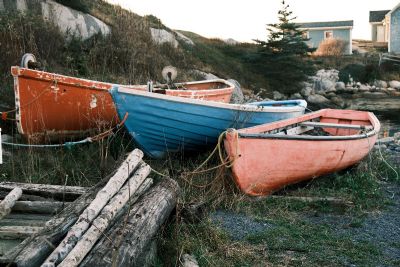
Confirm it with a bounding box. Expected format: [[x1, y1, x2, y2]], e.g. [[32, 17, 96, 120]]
[[110, 86, 307, 158]]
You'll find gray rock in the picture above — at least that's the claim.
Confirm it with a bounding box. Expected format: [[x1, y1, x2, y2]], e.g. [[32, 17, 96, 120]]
[[335, 82, 346, 90], [300, 87, 313, 97], [307, 94, 330, 105], [315, 79, 335, 92], [330, 96, 345, 108], [358, 84, 370, 92], [272, 91, 285, 100], [289, 93, 302, 100], [394, 132, 400, 141], [228, 79, 244, 104], [182, 254, 199, 267], [389, 81, 400, 90], [150, 28, 179, 48], [175, 31, 195, 46], [374, 80, 388, 88], [378, 137, 395, 144]]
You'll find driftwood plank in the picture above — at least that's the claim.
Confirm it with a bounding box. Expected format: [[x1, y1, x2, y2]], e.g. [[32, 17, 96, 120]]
[[0, 226, 44, 239], [12, 201, 65, 214], [0, 188, 23, 219], [80, 178, 180, 267], [0, 151, 144, 267], [0, 182, 86, 201]]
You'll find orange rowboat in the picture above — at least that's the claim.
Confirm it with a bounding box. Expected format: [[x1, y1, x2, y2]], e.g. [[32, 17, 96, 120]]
[[224, 109, 380, 196], [11, 66, 234, 143]]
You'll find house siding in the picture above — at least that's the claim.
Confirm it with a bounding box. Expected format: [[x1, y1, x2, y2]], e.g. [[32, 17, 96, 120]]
[[305, 29, 352, 54], [390, 7, 400, 53]]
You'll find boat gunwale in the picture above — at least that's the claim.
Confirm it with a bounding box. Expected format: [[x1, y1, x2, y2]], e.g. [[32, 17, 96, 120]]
[[11, 66, 235, 94], [114, 86, 307, 113], [236, 130, 378, 141]]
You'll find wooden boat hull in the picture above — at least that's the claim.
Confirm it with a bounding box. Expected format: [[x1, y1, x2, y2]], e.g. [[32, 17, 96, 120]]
[[224, 109, 380, 196], [11, 67, 234, 143], [110, 86, 307, 158]]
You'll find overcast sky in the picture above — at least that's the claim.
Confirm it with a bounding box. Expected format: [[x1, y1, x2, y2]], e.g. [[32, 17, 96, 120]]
[[106, 0, 399, 42]]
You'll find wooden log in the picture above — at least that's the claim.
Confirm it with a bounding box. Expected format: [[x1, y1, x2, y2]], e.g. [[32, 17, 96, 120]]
[[0, 218, 48, 227], [80, 178, 180, 267], [12, 201, 65, 214], [0, 191, 49, 202], [0, 150, 144, 267], [0, 188, 23, 219], [0, 226, 44, 239], [0, 183, 86, 201], [58, 177, 153, 267], [41, 149, 144, 267]]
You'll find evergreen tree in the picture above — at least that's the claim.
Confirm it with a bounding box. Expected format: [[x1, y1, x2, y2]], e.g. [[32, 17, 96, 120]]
[[254, 0, 315, 95]]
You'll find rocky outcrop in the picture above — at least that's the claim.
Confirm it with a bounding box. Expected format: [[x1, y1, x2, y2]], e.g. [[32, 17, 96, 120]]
[[150, 28, 179, 48], [175, 31, 194, 46], [1, 0, 110, 39]]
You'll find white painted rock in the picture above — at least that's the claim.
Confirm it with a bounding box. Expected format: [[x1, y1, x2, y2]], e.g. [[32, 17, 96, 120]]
[[389, 80, 400, 90]]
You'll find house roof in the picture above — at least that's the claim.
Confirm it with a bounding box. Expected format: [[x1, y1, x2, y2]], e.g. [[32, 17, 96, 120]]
[[388, 3, 400, 15], [296, 20, 353, 29], [369, 10, 390, 22]]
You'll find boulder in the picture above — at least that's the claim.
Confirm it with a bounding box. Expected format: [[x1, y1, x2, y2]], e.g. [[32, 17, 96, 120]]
[[227, 79, 244, 104], [182, 254, 199, 267], [389, 80, 400, 90], [272, 91, 285, 100], [300, 87, 313, 97], [150, 28, 179, 48], [315, 79, 335, 92], [335, 82, 346, 91], [191, 70, 219, 80], [289, 93, 302, 100], [306, 94, 331, 105], [358, 84, 370, 92], [378, 137, 394, 144], [374, 80, 388, 88], [330, 96, 346, 108]]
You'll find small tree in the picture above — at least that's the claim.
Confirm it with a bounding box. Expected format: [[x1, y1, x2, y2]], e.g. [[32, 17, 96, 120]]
[[254, 0, 315, 95]]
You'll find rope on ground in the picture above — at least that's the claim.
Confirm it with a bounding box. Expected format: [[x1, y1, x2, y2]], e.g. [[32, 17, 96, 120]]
[[1, 112, 129, 149]]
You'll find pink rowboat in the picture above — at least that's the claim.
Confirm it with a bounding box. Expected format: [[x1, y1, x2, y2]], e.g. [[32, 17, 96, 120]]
[[224, 109, 380, 196]]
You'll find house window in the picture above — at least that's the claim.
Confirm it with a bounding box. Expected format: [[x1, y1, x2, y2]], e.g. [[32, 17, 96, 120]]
[[324, 31, 333, 39]]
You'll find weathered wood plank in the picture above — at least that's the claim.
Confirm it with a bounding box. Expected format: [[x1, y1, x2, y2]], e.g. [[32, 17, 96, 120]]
[[0, 188, 23, 219], [80, 178, 180, 267], [0, 226, 44, 239], [0, 183, 86, 202], [12, 201, 65, 214], [0, 151, 144, 267]]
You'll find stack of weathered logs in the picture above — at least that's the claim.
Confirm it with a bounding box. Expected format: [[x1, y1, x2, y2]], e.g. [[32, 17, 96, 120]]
[[0, 149, 179, 267]]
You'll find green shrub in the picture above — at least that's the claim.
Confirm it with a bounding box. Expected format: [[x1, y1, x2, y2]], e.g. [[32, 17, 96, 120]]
[[339, 63, 381, 84]]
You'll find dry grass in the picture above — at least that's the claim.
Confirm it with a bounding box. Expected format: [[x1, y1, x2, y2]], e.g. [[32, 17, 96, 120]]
[[315, 38, 349, 57]]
